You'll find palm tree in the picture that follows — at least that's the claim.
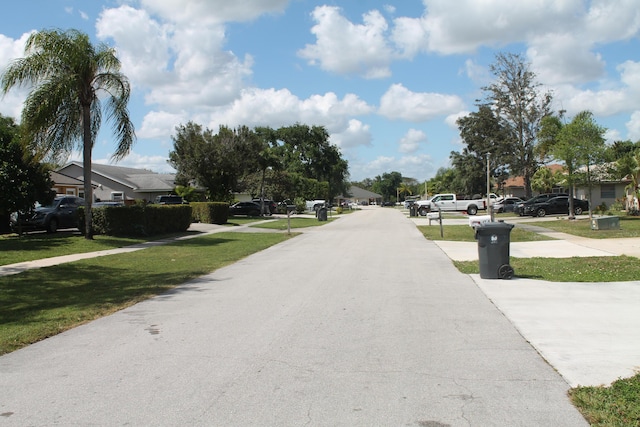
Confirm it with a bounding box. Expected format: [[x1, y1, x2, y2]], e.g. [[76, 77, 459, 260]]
[[1, 29, 135, 238], [617, 150, 640, 211], [398, 182, 413, 200]]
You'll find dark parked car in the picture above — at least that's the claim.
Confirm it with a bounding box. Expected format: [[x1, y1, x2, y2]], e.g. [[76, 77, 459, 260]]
[[229, 201, 262, 217], [10, 196, 84, 233], [154, 195, 186, 204], [251, 199, 277, 215], [515, 193, 568, 216], [493, 197, 524, 213], [522, 196, 589, 217]]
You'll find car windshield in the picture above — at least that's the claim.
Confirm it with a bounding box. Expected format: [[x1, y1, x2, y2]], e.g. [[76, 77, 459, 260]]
[[38, 199, 62, 209]]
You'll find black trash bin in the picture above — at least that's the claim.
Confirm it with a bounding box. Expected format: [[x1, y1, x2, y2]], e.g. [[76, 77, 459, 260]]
[[409, 205, 417, 217], [317, 207, 328, 221], [475, 222, 514, 279]]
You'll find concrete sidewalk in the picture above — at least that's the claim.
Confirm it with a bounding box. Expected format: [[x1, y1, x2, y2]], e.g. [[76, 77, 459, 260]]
[[0, 207, 588, 426]]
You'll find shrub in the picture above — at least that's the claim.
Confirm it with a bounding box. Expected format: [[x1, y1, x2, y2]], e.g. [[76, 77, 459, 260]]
[[594, 202, 608, 215], [81, 204, 192, 236], [336, 207, 343, 214], [294, 197, 306, 214], [190, 202, 229, 224]]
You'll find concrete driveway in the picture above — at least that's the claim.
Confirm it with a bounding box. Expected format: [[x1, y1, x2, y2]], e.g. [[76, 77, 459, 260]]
[[1, 207, 588, 426]]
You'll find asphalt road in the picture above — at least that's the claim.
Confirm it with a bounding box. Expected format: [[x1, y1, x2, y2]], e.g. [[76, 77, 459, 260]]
[[0, 207, 587, 426]]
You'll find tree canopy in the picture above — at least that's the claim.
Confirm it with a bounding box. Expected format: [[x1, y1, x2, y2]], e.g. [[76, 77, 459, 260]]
[[169, 122, 349, 202], [483, 52, 552, 198], [454, 104, 511, 195], [539, 110, 607, 217], [1, 28, 135, 238], [0, 114, 54, 233]]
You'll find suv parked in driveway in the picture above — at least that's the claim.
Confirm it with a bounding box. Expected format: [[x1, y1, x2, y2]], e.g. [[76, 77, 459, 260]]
[[515, 193, 568, 216], [10, 196, 84, 233], [251, 199, 277, 215]]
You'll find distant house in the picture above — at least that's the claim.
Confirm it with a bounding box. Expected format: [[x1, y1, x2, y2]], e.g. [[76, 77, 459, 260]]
[[501, 164, 566, 198], [574, 163, 631, 210], [336, 186, 383, 206], [502, 163, 631, 209], [55, 161, 178, 203]]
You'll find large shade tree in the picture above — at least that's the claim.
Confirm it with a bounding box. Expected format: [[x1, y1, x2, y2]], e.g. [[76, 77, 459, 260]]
[[276, 124, 349, 201], [0, 114, 54, 233], [1, 29, 135, 238], [483, 52, 552, 199], [454, 104, 511, 196]]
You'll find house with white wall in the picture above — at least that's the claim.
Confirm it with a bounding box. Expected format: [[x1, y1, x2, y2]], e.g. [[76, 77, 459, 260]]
[[55, 161, 177, 203]]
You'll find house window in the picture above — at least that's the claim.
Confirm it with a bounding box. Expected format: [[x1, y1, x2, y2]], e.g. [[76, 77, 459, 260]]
[[600, 184, 615, 199], [66, 188, 76, 195], [111, 191, 124, 201]]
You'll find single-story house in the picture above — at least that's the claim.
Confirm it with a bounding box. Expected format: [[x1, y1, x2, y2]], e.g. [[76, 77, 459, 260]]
[[50, 171, 84, 197], [501, 164, 566, 199], [573, 163, 632, 210], [55, 161, 178, 203], [336, 186, 383, 206], [502, 163, 631, 209]]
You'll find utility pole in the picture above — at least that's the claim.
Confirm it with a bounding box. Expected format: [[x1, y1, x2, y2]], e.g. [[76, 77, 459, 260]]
[[487, 154, 494, 221]]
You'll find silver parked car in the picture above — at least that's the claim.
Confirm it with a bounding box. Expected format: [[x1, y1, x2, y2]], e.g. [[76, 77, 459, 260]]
[[493, 197, 524, 213]]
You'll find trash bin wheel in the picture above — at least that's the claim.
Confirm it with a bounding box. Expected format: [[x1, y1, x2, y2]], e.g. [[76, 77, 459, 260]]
[[498, 264, 514, 280]]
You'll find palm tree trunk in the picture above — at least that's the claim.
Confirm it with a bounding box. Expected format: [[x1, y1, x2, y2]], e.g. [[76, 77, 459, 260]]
[[82, 104, 93, 239]]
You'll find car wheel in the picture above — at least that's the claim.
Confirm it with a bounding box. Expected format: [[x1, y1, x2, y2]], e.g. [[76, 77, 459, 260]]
[[574, 207, 583, 215], [536, 208, 546, 217], [47, 218, 58, 233], [418, 207, 428, 216], [467, 205, 478, 215]]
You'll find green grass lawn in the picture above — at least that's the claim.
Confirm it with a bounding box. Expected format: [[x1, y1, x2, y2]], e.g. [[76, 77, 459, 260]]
[[417, 224, 554, 242], [570, 375, 640, 426], [0, 231, 293, 355], [251, 216, 333, 230], [453, 256, 640, 282], [522, 215, 640, 238], [0, 232, 149, 266]]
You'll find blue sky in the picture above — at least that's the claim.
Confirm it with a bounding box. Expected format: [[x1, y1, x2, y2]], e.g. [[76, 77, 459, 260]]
[[1, 0, 640, 182]]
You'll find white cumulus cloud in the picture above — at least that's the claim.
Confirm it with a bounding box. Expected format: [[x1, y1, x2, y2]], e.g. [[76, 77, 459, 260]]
[[398, 129, 427, 154], [379, 83, 465, 122], [298, 5, 395, 79]]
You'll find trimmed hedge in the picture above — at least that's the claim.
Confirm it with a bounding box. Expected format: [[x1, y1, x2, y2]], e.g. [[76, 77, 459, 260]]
[[81, 204, 192, 236], [190, 202, 229, 225]]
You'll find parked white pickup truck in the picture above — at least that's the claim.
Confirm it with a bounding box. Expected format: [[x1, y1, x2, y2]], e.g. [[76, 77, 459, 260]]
[[415, 193, 487, 216], [305, 199, 326, 212]]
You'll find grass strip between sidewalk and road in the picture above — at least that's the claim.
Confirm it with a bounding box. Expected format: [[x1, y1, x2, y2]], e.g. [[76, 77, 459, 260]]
[[250, 217, 334, 230], [0, 231, 294, 355], [417, 224, 554, 242], [452, 256, 640, 282]]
